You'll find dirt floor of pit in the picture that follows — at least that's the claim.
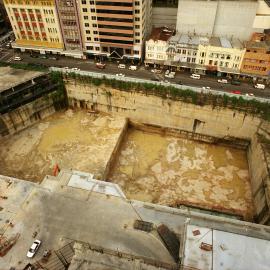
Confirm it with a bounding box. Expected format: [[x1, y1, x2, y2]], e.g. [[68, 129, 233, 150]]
[[0, 110, 126, 182], [109, 127, 254, 219]]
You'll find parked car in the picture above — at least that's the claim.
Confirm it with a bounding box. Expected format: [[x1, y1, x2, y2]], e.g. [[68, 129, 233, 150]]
[[231, 80, 241, 86], [49, 56, 59, 60], [96, 62, 106, 69], [245, 93, 254, 96], [39, 55, 48, 59], [202, 86, 211, 90], [165, 71, 175, 78], [151, 69, 162, 74], [190, 74, 200, 79], [217, 78, 228, 84], [71, 67, 80, 71], [116, 73, 125, 77], [14, 56, 22, 61], [254, 83, 265, 89], [151, 78, 160, 82], [231, 90, 241, 95], [30, 54, 39, 58], [118, 64, 126, 69], [27, 240, 41, 258], [129, 65, 137, 71]]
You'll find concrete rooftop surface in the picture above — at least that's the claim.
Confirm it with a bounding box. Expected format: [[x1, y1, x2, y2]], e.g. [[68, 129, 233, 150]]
[[1, 170, 270, 270], [0, 66, 44, 92]]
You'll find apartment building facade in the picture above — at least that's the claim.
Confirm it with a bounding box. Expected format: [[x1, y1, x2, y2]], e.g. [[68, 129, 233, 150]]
[[55, 0, 84, 58], [197, 38, 245, 76], [3, 0, 64, 54], [241, 33, 270, 80], [77, 0, 152, 62], [145, 28, 245, 76]]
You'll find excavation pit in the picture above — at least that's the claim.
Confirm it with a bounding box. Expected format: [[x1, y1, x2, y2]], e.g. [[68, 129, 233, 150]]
[[108, 122, 254, 220], [0, 110, 126, 182]]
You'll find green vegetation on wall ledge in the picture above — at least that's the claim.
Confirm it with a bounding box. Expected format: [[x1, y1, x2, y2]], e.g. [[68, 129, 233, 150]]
[[60, 71, 270, 121]]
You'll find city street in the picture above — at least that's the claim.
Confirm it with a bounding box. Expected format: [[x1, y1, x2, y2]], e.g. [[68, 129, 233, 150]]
[[3, 48, 270, 99]]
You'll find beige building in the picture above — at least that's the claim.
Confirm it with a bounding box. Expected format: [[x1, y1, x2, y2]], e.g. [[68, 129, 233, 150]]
[[196, 37, 245, 76], [77, 0, 152, 62], [145, 27, 173, 66], [3, 0, 64, 54]]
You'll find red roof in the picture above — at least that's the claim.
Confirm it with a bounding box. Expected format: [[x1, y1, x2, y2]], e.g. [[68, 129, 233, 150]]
[[149, 27, 174, 42]]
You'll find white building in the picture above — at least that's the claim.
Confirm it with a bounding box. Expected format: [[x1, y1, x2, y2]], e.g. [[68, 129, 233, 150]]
[[176, 0, 259, 41]]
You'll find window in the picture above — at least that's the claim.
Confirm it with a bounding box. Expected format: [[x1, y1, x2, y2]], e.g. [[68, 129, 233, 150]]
[[90, 8, 95, 12], [135, 39, 140, 43], [135, 25, 140, 29], [90, 1, 94, 4], [135, 32, 140, 36], [82, 0, 86, 4], [93, 23, 97, 27], [135, 10, 140, 14], [82, 8, 87, 12], [85, 23, 89, 27], [93, 31, 98, 34], [134, 50, 139, 55], [135, 1, 139, 5], [135, 17, 140, 21], [86, 45, 93, 50], [91, 16, 96, 20], [226, 55, 231, 60], [84, 16, 88, 20], [95, 46, 99, 50], [86, 30, 90, 34], [182, 49, 186, 54], [87, 37, 91, 41], [94, 37, 99, 41]]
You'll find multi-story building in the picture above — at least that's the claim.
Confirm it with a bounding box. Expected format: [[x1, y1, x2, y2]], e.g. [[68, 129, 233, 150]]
[[145, 27, 173, 66], [55, 0, 84, 58], [241, 32, 270, 81], [145, 28, 245, 76], [176, 0, 258, 41], [3, 0, 64, 54], [197, 37, 245, 76], [77, 0, 152, 62]]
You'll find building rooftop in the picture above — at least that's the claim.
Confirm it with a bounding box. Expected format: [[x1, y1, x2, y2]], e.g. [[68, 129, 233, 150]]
[[149, 27, 174, 42], [1, 170, 270, 269], [169, 33, 210, 46], [0, 66, 45, 93]]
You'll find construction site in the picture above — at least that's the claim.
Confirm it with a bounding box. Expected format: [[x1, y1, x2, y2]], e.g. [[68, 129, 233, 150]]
[[0, 70, 270, 269]]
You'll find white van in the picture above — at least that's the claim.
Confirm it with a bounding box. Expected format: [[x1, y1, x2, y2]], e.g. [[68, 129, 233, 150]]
[[14, 56, 22, 61], [190, 74, 200, 79], [129, 65, 137, 71], [254, 83, 265, 89], [118, 64, 126, 69]]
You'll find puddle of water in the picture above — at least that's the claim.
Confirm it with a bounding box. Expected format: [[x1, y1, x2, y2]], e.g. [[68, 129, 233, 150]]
[[109, 128, 254, 218]]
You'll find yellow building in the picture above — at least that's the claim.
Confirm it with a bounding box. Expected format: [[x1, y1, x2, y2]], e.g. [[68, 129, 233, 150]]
[[3, 0, 64, 54], [196, 37, 245, 76]]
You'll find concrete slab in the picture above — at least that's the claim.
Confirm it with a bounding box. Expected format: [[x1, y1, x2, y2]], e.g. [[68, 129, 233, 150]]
[[0, 66, 44, 92], [213, 230, 270, 270]]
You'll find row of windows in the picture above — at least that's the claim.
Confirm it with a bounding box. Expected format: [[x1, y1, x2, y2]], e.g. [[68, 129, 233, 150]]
[[243, 58, 269, 64], [243, 65, 267, 72]]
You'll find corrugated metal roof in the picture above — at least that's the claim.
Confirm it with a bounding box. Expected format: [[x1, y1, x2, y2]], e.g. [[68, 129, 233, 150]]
[[220, 37, 232, 48]]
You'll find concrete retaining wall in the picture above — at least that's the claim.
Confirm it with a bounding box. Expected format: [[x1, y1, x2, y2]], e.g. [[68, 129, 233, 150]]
[[0, 96, 56, 137], [248, 133, 270, 224], [65, 80, 263, 140]]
